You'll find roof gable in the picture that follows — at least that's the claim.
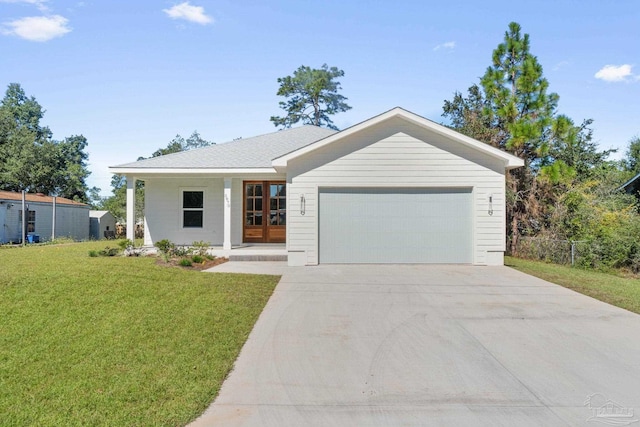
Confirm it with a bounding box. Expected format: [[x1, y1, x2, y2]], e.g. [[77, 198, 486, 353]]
[[272, 107, 524, 171]]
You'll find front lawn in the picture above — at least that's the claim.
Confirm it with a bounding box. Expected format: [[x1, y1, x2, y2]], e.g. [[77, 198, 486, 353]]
[[506, 256, 640, 314], [0, 242, 279, 426]]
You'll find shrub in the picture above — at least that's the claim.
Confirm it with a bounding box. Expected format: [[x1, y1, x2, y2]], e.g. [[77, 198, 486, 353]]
[[179, 258, 192, 267], [191, 255, 204, 264], [155, 239, 175, 255], [118, 239, 134, 250], [88, 250, 99, 257], [173, 246, 192, 257], [98, 247, 120, 257], [191, 241, 210, 257]]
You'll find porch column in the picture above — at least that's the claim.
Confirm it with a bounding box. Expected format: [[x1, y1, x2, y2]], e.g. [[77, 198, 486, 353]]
[[126, 175, 136, 242], [223, 178, 232, 250]]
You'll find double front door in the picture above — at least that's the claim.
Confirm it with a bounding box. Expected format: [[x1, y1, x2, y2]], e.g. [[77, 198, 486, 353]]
[[243, 181, 286, 243]]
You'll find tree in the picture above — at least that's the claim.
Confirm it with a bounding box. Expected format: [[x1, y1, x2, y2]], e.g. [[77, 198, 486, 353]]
[[0, 83, 95, 202], [151, 131, 213, 157], [624, 136, 640, 175], [270, 64, 351, 130], [443, 23, 574, 251], [545, 116, 615, 179], [442, 84, 502, 147]]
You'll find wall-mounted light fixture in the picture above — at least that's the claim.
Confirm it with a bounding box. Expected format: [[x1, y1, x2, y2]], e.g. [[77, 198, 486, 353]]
[[488, 194, 494, 216], [300, 194, 306, 216]]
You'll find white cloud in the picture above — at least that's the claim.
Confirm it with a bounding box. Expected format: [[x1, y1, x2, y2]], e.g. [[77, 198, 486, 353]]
[[0, 0, 49, 12], [433, 41, 456, 51], [594, 64, 634, 82], [163, 2, 212, 25], [2, 15, 71, 41], [553, 60, 570, 71]]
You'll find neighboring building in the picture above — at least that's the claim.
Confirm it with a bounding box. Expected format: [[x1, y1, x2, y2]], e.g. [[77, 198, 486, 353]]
[[109, 107, 524, 266], [0, 191, 90, 244], [89, 210, 117, 240], [620, 172, 640, 198]]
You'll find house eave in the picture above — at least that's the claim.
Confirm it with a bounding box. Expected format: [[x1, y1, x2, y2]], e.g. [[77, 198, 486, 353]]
[[108, 167, 280, 176]]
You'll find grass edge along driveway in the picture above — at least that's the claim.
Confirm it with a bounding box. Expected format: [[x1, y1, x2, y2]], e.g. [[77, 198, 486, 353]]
[[0, 242, 279, 426], [506, 256, 640, 315]]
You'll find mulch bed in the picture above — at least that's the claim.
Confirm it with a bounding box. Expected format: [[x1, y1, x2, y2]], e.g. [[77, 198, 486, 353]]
[[155, 256, 228, 271]]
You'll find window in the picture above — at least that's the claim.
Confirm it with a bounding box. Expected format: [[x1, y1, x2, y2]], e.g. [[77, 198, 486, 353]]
[[19, 210, 36, 232], [182, 191, 203, 228]]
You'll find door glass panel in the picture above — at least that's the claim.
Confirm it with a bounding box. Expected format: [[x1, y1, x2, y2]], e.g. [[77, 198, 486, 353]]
[[270, 198, 277, 210], [245, 213, 253, 225], [280, 212, 286, 225], [280, 185, 286, 196], [255, 185, 262, 197], [255, 198, 262, 211], [254, 212, 262, 225], [246, 184, 254, 197], [280, 199, 286, 210]]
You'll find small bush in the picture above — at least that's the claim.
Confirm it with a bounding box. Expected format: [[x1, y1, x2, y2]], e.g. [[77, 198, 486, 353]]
[[155, 239, 175, 255], [118, 239, 134, 250], [173, 246, 192, 257], [192, 241, 210, 257], [88, 250, 99, 257], [98, 247, 120, 257], [179, 258, 192, 267], [191, 255, 204, 264]]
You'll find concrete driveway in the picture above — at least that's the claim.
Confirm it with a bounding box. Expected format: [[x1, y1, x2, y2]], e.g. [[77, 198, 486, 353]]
[[191, 265, 640, 426]]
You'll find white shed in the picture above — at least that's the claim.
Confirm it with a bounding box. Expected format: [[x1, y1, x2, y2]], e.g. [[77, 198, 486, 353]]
[[89, 210, 117, 240]]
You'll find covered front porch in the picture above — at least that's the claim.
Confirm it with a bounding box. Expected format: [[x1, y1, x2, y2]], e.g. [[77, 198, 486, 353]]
[[123, 174, 288, 253]]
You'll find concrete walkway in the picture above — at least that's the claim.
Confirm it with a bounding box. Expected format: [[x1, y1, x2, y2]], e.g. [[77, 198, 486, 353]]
[[205, 261, 288, 275], [191, 264, 640, 426]]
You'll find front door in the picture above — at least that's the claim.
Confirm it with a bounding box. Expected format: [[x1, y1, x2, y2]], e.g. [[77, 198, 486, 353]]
[[243, 181, 286, 243]]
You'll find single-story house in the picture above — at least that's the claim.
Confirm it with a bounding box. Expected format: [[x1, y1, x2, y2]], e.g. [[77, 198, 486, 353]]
[[90, 210, 117, 239], [109, 107, 523, 266], [0, 191, 90, 244]]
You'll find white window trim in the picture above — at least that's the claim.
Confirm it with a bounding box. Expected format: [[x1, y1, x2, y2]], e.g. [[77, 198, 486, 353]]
[[180, 188, 206, 230]]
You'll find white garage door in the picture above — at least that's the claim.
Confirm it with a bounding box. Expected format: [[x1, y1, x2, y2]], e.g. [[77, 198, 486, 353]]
[[319, 188, 472, 264]]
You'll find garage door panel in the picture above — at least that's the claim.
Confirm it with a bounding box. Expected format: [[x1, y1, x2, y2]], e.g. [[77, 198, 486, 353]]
[[319, 188, 472, 264]]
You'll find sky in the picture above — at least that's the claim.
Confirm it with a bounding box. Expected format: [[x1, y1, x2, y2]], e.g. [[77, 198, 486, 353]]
[[1, 0, 639, 196]]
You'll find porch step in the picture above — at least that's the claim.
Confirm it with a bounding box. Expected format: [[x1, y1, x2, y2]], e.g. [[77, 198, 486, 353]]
[[228, 254, 288, 262]]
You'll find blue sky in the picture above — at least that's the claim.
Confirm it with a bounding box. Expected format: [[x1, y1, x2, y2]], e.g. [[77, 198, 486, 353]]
[[1, 0, 639, 196]]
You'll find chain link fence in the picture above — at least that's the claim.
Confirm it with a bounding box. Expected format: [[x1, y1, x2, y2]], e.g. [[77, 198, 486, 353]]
[[512, 237, 588, 266]]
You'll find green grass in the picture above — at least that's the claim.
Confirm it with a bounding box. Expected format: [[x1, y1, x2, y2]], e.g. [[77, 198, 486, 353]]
[[506, 256, 640, 314], [0, 241, 279, 426]]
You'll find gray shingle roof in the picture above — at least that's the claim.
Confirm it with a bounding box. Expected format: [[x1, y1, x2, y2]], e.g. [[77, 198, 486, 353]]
[[112, 125, 336, 169]]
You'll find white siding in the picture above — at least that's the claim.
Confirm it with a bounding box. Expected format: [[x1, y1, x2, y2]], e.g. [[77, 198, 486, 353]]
[[287, 126, 506, 266], [144, 178, 225, 246], [142, 175, 284, 247]]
